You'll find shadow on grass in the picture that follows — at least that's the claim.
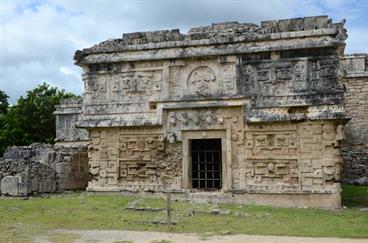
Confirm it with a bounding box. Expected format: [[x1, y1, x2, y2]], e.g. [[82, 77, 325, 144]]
[[341, 184, 368, 207]]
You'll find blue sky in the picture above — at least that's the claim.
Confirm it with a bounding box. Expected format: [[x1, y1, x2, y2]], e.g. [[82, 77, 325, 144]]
[[0, 0, 367, 103]]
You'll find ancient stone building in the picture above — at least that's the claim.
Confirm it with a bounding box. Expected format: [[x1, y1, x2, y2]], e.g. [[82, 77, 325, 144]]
[[74, 16, 349, 209], [341, 54, 368, 185]]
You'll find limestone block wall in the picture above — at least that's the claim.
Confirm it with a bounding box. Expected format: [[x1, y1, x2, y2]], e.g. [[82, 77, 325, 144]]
[[53, 145, 89, 190], [342, 54, 368, 185], [0, 144, 56, 196], [244, 122, 342, 193], [88, 127, 182, 191], [87, 108, 342, 195], [0, 143, 89, 196], [54, 98, 89, 145]]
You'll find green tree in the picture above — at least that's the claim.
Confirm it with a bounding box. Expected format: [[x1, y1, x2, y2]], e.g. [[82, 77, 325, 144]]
[[0, 90, 9, 155], [0, 90, 9, 115], [0, 83, 78, 155]]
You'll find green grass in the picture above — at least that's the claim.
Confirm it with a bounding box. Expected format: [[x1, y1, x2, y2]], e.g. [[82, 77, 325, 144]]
[[342, 184, 368, 207], [0, 185, 367, 242]]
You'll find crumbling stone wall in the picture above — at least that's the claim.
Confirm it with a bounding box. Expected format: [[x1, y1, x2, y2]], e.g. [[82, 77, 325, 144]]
[[0, 98, 89, 196], [74, 16, 349, 208], [53, 144, 89, 190], [342, 54, 368, 185], [0, 144, 56, 196], [53, 98, 90, 190], [0, 143, 89, 196], [0, 164, 55, 196]]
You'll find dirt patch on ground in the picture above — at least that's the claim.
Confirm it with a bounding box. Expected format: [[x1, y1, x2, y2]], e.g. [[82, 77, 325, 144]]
[[35, 229, 368, 243]]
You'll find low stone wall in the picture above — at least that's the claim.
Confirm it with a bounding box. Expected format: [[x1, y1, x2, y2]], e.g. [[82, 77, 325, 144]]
[[53, 144, 89, 190], [0, 158, 56, 196], [0, 143, 89, 196]]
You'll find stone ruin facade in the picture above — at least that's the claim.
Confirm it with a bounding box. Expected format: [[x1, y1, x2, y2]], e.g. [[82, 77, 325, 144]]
[[0, 98, 89, 196], [0, 143, 89, 196], [341, 54, 368, 185], [0, 144, 57, 196], [73, 16, 350, 209], [2, 16, 366, 209]]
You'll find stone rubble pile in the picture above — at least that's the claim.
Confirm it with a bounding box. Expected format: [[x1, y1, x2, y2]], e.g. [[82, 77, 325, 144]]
[[0, 143, 88, 196], [0, 157, 56, 196]]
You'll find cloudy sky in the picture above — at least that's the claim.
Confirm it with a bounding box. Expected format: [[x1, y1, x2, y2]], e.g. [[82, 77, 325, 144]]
[[1, 0, 367, 103]]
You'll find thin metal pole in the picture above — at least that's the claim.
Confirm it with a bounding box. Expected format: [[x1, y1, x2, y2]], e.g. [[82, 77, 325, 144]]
[[167, 191, 172, 231]]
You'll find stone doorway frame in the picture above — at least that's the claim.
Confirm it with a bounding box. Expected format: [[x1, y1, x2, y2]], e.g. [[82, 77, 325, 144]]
[[181, 130, 231, 191]]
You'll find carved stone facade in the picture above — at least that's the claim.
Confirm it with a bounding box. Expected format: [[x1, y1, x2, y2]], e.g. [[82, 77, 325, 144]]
[[88, 128, 182, 191], [74, 16, 349, 209]]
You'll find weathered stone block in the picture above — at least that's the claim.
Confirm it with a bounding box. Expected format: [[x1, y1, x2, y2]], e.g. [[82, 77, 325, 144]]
[[1, 176, 19, 196], [54, 162, 69, 174], [18, 175, 30, 196]]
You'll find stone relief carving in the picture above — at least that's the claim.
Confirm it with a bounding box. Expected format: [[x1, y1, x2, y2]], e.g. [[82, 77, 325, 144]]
[[244, 126, 299, 189], [121, 72, 162, 93], [187, 66, 217, 96], [188, 66, 216, 83], [169, 60, 236, 97], [167, 110, 224, 131], [243, 122, 341, 192], [245, 159, 298, 186], [82, 68, 162, 115], [222, 64, 236, 89], [88, 129, 182, 189], [293, 61, 307, 91], [239, 57, 342, 96], [169, 66, 184, 97], [245, 131, 297, 157], [298, 123, 341, 191]]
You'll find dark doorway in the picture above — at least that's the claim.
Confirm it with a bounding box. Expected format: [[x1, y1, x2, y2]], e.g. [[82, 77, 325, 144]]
[[191, 139, 222, 190]]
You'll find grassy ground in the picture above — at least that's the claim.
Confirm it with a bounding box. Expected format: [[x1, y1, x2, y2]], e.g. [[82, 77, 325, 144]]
[[341, 184, 368, 207], [0, 185, 367, 242]]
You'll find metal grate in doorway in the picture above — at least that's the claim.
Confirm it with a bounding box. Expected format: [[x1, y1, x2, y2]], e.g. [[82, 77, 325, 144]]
[[191, 139, 222, 190]]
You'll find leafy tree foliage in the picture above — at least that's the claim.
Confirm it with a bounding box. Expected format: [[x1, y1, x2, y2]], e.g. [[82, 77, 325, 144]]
[[0, 83, 78, 155], [0, 90, 9, 155], [0, 90, 9, 115]]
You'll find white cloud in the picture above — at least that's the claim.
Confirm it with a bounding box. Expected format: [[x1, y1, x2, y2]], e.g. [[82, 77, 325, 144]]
[[0, 0, 367, 103]]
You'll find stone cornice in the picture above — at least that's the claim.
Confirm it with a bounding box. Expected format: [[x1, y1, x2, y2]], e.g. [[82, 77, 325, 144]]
[[74, 16, 347, 65], [76, 37, 344, 65]]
